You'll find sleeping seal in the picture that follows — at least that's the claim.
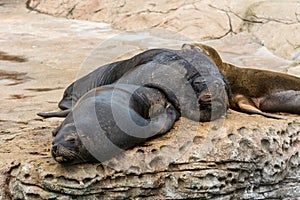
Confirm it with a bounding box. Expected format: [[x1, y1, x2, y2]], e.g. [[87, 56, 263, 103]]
[[51, 84, 179, 164], [182, 43, 300, 118], [38, 48, 230, 122], [40, 48, 230, 164]]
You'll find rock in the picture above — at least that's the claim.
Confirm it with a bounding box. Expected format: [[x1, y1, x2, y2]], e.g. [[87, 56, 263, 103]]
[[26, 0, 300, 61], [1, 1, 299, 199], [5, 117, 300, 199], [240, 1, 300, 60]]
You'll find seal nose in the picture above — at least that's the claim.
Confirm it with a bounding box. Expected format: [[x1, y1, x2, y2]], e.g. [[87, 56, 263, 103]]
[[51, 144, 58, 157], [198, 80, 227, 104]]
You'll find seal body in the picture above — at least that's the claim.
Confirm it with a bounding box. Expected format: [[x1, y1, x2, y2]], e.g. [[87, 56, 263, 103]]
[[116, 49, 229, 121], [39, 48, 230, 122], [39, 48, 230, 164], [58, 49, 170, 110], [52, 84, 179, 164], [183, 43, 300, 118]]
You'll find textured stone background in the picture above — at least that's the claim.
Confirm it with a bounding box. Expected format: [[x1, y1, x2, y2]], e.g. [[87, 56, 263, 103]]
[[0, 0, 299, 199], [27, 0, 300, 62]]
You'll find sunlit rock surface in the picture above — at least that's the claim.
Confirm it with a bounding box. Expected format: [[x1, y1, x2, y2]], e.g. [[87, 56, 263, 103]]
[[0, 0, 299, 199], [27, 0, 300, 61]]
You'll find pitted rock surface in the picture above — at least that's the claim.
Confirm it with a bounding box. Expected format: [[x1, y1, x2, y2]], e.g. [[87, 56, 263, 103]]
[[6, 117, 300, 199], [1, 0, 299, 199]]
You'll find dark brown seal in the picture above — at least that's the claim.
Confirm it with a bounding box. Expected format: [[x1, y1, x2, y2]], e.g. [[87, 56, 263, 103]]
[[38, 48, 230, 122], [182, 43, 300, 118], [40, 48, 231, 164], [51, 84, 179, 164]]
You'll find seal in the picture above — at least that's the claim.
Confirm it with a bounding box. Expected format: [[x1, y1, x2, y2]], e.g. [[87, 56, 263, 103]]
[[38, 48, 230, 122], [182, 43, 300, 118], [40, 48, 230, 164], [115, 48, 230, 121], [57, 49, 170, 111], [51, 84, 179, 164]]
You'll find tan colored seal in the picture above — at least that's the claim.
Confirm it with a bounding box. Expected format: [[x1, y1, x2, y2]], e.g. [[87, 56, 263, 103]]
[[182, 43, 300, 118]]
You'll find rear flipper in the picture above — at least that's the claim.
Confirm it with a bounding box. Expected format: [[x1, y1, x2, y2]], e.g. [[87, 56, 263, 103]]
[[37, 109, 71, 118], [231, 94, 283, 119], [259, 90, 300, 114]]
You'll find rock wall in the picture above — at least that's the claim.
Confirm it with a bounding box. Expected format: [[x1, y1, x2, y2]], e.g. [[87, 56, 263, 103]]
[[27, 0, 300, 61]]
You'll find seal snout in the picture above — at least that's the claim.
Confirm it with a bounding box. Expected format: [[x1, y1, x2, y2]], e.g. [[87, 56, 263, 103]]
[[51, 143, 77, 163], [51, 144, 68, 162], [51, 144, 63, 162], [51, 144, 58, 157], [197, 80, 227, 104]]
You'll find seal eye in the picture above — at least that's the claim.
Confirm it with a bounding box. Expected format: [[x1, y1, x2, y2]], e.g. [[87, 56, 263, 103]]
[[65, 133, 77, 144], [66, 137, 75, 144]]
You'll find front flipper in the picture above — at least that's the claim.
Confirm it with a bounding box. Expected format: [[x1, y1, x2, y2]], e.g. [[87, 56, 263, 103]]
[[148, 103, 179, 136], [259, 90, 300, 114], [129, 86, 180, 138], [37, 109, 71, 118], [231, 94, 283, 119]]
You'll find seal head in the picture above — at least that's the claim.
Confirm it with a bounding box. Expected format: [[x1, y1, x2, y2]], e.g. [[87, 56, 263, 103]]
[[193, 75, 229, 121], [51, 123, 96, 164]]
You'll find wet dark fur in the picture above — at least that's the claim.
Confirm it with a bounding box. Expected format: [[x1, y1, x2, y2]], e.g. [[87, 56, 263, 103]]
[[39, 48, 230, 164], [39, 48, 230, 119], [51, 84, 179, 164]]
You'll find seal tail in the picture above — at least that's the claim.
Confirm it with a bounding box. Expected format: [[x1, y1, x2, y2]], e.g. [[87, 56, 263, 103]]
[[37, 109, 71, 118]]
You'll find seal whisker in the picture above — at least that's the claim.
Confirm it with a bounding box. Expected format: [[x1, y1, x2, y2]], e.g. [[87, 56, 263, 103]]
[[55, 144, 80, 161]]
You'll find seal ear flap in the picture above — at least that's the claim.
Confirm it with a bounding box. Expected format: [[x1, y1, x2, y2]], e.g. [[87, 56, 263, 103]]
[[181, 43, 224, 67], [181, 43, 193, 50], [232, 94, 283, 120], [181, 43, 206, 53]]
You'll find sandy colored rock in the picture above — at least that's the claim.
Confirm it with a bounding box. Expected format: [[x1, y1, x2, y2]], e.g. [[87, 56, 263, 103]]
[[0, 0, 299, 199], [6, 117, 300, 199], [240, 1, 300, 60], [27, 0, 300, 61]]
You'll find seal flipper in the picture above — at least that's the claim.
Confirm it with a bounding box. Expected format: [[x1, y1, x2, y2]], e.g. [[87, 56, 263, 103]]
[[148, 103, 179, 136], [52, 124, 62, 136], [37, 109, 71, 118], [232, 94, 283, 119], [259, 90, 300, 115], [130, 86, 180, 136]]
